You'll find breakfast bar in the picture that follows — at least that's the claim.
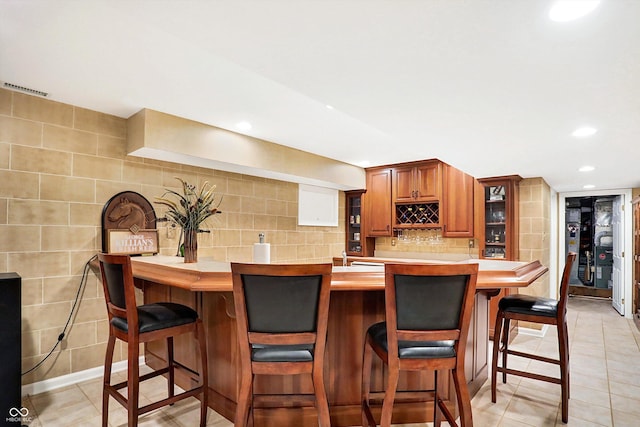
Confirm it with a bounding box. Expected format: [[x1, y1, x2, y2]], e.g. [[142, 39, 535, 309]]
[[133, 255, 547, 427]]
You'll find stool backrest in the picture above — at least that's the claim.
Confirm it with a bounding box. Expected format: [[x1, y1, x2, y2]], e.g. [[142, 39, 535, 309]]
[[98, 253, 139, 332], [384, 263, 478, 360], [231, 262, 332, 352], [557, 252, 577, 316]]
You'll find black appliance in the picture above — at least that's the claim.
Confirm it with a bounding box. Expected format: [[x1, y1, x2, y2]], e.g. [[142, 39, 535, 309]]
[[0, 273, 22, 426]]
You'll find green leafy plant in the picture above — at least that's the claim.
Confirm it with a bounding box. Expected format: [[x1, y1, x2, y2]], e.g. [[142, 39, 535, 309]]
[[155, 178, 221, 232]]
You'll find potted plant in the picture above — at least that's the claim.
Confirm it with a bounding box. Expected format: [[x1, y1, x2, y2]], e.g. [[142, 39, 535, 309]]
[[155, 178, 221, 263]]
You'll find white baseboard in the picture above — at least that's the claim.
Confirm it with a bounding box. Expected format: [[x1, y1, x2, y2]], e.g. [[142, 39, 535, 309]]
[[517, 324, 549, 338], [22, 357, 145, 397]]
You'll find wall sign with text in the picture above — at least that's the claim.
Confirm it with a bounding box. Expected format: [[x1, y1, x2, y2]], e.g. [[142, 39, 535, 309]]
[[101, 191, 158, 255]]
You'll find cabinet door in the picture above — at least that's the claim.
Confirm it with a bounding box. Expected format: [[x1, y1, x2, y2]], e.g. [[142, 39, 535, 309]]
[[442, 165, 474, 237], [392, 166, 415, 203], [415, 162, 441, 201], [366, 168, 393, 236], [478, 175, 521, 339], [345, 190, 374, 256]]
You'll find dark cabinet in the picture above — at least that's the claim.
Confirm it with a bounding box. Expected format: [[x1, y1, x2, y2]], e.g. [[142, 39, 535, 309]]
[[345, 190, 374, 256]]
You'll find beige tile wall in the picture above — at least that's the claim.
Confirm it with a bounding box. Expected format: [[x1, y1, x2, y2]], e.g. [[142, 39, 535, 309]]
[[0, 88, 345, 385], [518, 178, 551, 295], [518, 178, 552, 330]]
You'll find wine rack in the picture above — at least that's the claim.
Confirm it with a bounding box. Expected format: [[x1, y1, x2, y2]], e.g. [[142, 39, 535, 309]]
[[395, 203, 439, 227]]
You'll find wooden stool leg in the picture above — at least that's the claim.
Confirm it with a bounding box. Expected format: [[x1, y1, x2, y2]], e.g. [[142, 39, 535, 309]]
[[235, 369, 252, 427], [361, 340, 374, 427], [562, 319, 570, 399], [433, 370, 443, 427], [558, 321, 570, 423], [312, 364, 331, 427], [127, 338, 140, 427], [379, 367, 399, 427], [452, 366, 473, 427], [491, 310, 504, 403], [501, 317, 511, 383], [102, 335, 116, 427], [196, 321, 208, 427], [167, 336, 175, 399]]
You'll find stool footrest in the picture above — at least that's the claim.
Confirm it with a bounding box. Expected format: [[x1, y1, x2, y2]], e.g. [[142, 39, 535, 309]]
[[138, 386, 204, 415], [503, 348, 561, 366], [105, 383, 204, 415], [495, 366, 562, 385], [367, 390, 437, 404]]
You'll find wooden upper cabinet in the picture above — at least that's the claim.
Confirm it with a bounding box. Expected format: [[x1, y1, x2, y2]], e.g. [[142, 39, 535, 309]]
[[441, 164, 474, 237], [365, 168, 393, 237], [393, 167, 415, 203], [365, 160, 475, 236], [393, 161, 441, 203], [478, 175, 521, 260], [345, 190, 374, 257]]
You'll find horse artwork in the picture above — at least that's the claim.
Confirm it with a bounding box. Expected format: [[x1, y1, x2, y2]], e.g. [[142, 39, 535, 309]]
[[108, 197, 147, 232], [101, 191, 158, 255]]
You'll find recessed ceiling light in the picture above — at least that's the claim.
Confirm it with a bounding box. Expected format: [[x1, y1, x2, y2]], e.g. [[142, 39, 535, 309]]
[[326, 105, 335, 110], [583, 184, 596, 189], [549, 1, 600, 22], [578, 165, 595, 172], [571, 126, 597, 138], [235, 121, 252, 132]]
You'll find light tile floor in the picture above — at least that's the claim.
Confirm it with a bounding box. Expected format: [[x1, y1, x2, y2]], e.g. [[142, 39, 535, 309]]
[[19, 297, 640, 426]]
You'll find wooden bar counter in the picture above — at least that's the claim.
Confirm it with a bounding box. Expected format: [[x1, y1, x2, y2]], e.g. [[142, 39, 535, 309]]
[[133, 255, 547, 427]]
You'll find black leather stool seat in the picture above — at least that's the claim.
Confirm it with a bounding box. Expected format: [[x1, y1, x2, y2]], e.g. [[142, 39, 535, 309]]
[[499, 294, 558, 318], [251, 344, 314, 362], [367, 322, 456, 359], [111, 302, 198, 333]]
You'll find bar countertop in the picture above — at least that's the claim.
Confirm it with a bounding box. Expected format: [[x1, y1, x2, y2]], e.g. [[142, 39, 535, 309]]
[[130, 255, 548, 292]]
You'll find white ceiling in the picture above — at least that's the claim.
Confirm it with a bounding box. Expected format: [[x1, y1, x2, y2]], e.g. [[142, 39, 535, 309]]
[[1, 0, 639, 193]]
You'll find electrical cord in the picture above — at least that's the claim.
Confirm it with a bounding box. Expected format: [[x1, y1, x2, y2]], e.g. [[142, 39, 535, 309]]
[[21, 254, 98, 376]]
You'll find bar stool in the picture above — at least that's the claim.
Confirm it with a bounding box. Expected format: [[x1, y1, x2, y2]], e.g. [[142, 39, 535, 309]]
[[98, 253, 208, 427], [361, 263, 479, 427], [230, 262, 333, 427], [491, 252, 576, 423]]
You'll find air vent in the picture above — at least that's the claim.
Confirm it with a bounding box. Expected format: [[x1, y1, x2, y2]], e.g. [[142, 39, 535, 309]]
[[3, 82, 49, 97]]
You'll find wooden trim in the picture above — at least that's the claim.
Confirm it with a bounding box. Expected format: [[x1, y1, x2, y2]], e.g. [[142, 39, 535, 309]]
[[130, 255, 548, 293]]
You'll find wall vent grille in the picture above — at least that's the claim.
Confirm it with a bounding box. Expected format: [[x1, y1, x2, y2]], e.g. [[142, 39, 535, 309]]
[[3, 82, 49, 97]]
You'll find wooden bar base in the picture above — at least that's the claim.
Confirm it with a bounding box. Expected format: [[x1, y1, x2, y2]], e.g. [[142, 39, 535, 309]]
[[129, 255, 547, 426], [142, 281, 490, 426]]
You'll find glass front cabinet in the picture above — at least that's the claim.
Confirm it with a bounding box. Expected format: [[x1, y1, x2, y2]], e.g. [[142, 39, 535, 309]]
[[479, 176, 521, 260], [345, 190, 375, 256], [478, 175, 521, 339]]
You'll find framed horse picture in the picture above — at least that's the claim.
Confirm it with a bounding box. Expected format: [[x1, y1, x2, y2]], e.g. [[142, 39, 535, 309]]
[[101, 191, 159, 255]]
